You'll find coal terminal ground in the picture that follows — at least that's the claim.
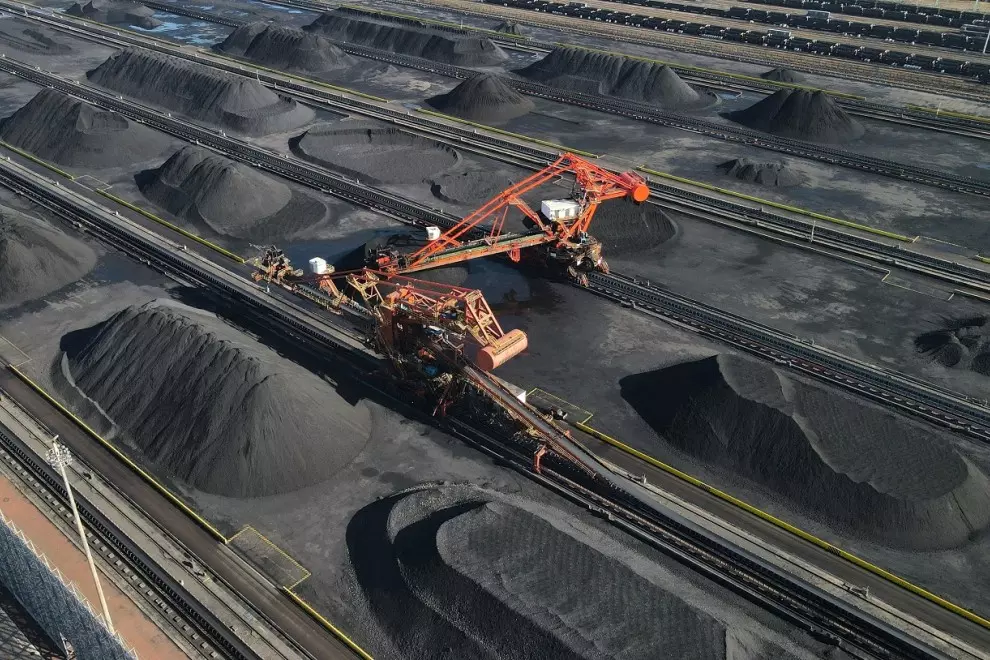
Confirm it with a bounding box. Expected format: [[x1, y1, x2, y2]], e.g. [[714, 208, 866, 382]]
[[72, 1, 990, 196], [0, 44, 987, 445], [5, 2, 990, 656], [0, 142, 965, 660]]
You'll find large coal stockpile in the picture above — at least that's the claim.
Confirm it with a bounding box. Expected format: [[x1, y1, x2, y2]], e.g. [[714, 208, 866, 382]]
[[519, 46, 709, 109], [621, 354, 990, 550], [760, 67, 804, 84], [137, 145, 302, 239], [350, 483, 806, 659], [290, 122, 459, 184], [589, 200, 677, 255], [0, 206, 96, 306], [87, 49, 314, 136], [716, 158, 802, 187], [494, 20, 521, 35], [0, 89, 173, 168], [426, 73, 534, 123], [726, 89, 864, 143], [303, 8, 508, 66], [215, 23, 355, 74], [915, 316, 990, 377], [66, 0, 161, 29], [61, 300, 371, 498]]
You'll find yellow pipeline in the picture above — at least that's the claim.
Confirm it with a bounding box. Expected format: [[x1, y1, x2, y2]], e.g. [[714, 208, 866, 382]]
[[95, 191, 244, 264], [906, 105, 990, 123], [416, 108, 598, 158], [638, 166, 915, 241], [576, 421, 990, 630], [282, 589, 375, 659], [0, 141, 73, 179]]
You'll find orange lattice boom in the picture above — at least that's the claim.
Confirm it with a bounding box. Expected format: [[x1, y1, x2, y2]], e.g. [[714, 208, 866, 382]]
[[375, 153, 649, 277]]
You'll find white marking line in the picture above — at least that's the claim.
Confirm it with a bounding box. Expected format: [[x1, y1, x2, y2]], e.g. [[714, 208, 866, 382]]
[[72, 174, 112, 190], [0, 335, 30, 368]]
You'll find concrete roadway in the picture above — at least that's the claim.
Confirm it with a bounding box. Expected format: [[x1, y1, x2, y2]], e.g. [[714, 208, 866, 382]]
[[573, 426, 990, 658], [0, 370, 359, 660]]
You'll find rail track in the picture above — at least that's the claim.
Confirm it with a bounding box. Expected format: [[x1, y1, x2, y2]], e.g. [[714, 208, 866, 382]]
[[31, 0, 990, 197], [0, 418, 253, 660], [385, 0, 990, 101], [1, 48, 988, 442], [0, 151, 948, 660]]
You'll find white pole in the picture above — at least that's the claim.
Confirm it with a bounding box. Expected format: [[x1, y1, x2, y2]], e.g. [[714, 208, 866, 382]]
[[983, 26, 990, 55], [47, 439, 114, 634], [810, 220, 816, 243]]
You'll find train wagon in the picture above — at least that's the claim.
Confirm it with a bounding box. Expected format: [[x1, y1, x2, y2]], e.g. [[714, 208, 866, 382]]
[[857, 46, 885, 60]]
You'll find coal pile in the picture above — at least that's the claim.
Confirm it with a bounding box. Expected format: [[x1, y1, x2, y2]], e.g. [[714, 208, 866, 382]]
[[350, 483, 806, 658], [494, 21, 521, 35], [915, 316, 990, 377], [87, 49, 314, 136], [715, 158, 802, 187], [215, 23, 355, 74], [726, 89, 864, 143], [303, 8, 508, 66], [519, 46, 710, 109], [426, 73, 534, 123], [0, 206, 96, 306], [0, 89, 173, 168], [760, 67, 804, 84], [137, 145, 302, 239], [621, 354, 990, 550], [0, 25, 72, 55], [290, 122, 459, 184], [430, 170, 512, 205], [590, 201, 677, 255], [61, 300, 371, 498], [66, 0, 161, 29]]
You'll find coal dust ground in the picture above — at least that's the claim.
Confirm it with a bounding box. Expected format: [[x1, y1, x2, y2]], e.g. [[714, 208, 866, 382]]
[[494, 283, 990, 619], [290, 121, 461, 184]]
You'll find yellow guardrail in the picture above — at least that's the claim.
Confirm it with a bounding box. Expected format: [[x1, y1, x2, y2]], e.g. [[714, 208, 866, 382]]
[[906, 104, 990, 123], [638, 166, 915, 241], [977, 255, 990, 264], [283, 589, 375, 659], [95, 190, 244, 264], [9, 363, 377, 657], [8, 365, 229, 542], [575, 420, 990, 630], [337, 3, 529, 40], [550, 43, 865, 99], [205, 50, 391, 103], [0, 141, 73, 179], [416, 108, 598, 158]]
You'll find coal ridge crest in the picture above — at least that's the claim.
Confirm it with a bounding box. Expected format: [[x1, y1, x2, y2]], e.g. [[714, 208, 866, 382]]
[[760, 67, 804, 83], [519, 46, 711, 109], [0, 205, 96, 306], [59, 300, 371, 498], [426, 73, 534, 123], [87, 49, 314, 136], [304, 8, 508, 66], [715, 157, 802, 187], [621, 354, 990, 550], [215, 22, 356, 73], [726, 89, 864, 143]]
